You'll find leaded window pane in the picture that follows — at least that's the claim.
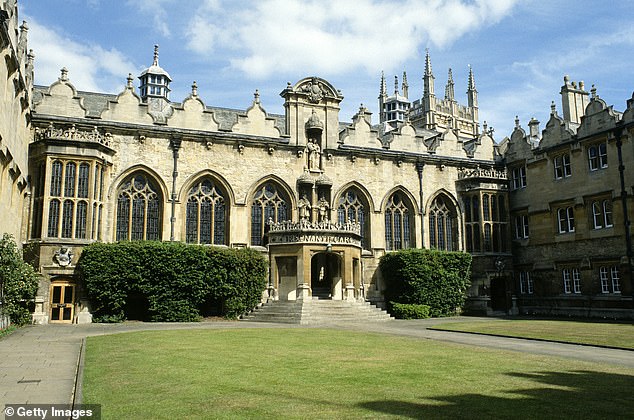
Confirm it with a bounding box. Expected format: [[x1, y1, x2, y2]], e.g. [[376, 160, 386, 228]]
[[131, 197, 145, 240], [384, 211, 393, 251], [47, 199, 60, 237], [394, 212, 402, 250], [116, 195, 130, 241], [64, 162, 76, 197], [75, 201, 87, 239], [146, 198, 160, 240], [78, 163, 90, 198], [199, 199, 212, 244], [483, 195, 490, 221], [61, 200, 74, 238], [214, 201, 225, 245], [186, 200, 198, 244], [50, 161, 63, 197], [251, 205, 263, 245]]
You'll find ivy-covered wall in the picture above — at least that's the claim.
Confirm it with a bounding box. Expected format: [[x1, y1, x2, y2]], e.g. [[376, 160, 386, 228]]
[[380, 249, 472, 317], [77, 242, 267, 322]]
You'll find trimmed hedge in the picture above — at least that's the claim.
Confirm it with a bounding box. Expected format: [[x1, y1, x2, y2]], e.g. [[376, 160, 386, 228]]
[[389, 302, 431, 319], [380, 249, 472, 317], [77, 241, 267, 322]]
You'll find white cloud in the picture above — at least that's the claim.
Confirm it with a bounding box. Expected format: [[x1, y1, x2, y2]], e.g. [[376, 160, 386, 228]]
[[27, 18, 138, 93], [186, 0, 518, 79], [127, 0, 174, 37]]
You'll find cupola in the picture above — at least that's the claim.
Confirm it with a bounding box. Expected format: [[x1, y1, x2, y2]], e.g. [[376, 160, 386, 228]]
[[138, 44, 171, 102]]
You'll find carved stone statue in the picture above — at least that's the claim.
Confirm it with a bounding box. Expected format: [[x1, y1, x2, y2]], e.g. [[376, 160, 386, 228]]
[[317, 195, 329, 222], [307, 138, 321, 171], [298, 194, 311, 220]]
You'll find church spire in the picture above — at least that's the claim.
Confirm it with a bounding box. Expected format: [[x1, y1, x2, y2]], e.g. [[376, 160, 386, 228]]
[[394, 75, 399, 95], [445, 68, 455, 101]]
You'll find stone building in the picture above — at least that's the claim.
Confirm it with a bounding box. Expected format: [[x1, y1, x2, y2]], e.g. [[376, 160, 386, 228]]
[[0, 0, 32, 243], [22, 41, 512, 323], [502, 77, 634, 318], [0, 0, 33, 328], [1, 1, 632, 324]]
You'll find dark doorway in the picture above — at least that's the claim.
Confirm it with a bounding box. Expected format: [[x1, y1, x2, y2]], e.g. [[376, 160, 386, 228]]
[[490, 276, 508, 312], [311, 252, 341, 299]]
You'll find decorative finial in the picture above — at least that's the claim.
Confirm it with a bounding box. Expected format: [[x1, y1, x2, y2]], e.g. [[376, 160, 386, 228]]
[[191, 81, 198, 97], [60, 67, 68, 81], [126, 73, 133, 89], [483, 121, 488, 132], [394, 75, 399, 94], [153, 44, 159, 66], [591, 84, 597, 99], [550, 101, 556, 115], [514, 116, 520, 128], [20, 20, 28, 32], [254, 89, 260, 103], [425, 49, 432, 75]]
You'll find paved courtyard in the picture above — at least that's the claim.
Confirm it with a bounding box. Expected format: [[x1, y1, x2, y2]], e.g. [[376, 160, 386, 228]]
[[1, 318, 633, 407]]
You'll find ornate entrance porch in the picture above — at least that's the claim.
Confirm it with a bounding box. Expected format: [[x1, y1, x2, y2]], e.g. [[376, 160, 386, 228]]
[[268, 220, 362, 301]]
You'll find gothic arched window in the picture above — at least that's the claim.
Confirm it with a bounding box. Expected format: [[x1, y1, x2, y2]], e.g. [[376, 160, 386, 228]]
[[429, 194, 458, 251], [251, 182, 289, 246], [185, 179, 227, 245], [116, 173, 162, 241], [385, 192, 413, 251], [337, 188, 370, 249]]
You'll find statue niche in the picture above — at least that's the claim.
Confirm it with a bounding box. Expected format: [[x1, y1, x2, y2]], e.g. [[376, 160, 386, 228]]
[[306, 109, 324, 172]]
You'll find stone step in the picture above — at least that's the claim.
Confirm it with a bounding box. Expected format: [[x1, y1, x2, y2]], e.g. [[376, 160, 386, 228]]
[[241, 299, 393, 324]]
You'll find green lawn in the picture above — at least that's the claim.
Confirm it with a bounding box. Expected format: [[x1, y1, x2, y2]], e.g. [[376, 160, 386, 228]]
[[429, 319, 634, 349], [83, 328, 634, 419]]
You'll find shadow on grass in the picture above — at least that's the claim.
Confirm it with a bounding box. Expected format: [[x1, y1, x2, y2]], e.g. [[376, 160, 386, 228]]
[[359, 370, 634, 419]]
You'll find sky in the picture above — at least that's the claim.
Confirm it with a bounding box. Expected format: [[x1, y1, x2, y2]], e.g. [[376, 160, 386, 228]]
[[20, 0, 634, 139]]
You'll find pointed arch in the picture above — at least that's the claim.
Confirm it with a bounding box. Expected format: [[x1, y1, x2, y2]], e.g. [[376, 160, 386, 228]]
[[333, 181, 376, 213], [178, 169, 234, 205], [248, 175, 294, 246], [108, 164, 169, 202], [382, 186, 417, 251], [427, 190, 460, 251], [114, 169, 164, 241]]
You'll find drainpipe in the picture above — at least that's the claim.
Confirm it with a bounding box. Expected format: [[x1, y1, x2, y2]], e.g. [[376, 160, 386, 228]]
[[416, 160, 425, 248], [614, 126, 634, 308], [169, 136, 182, 242]]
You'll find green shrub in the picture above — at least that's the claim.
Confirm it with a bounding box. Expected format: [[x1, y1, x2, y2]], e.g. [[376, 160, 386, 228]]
[[0, 234, 39, 326], [77, 241, 267, 322], [389, 302, 431, 319], [380, 249, 472, 317]]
